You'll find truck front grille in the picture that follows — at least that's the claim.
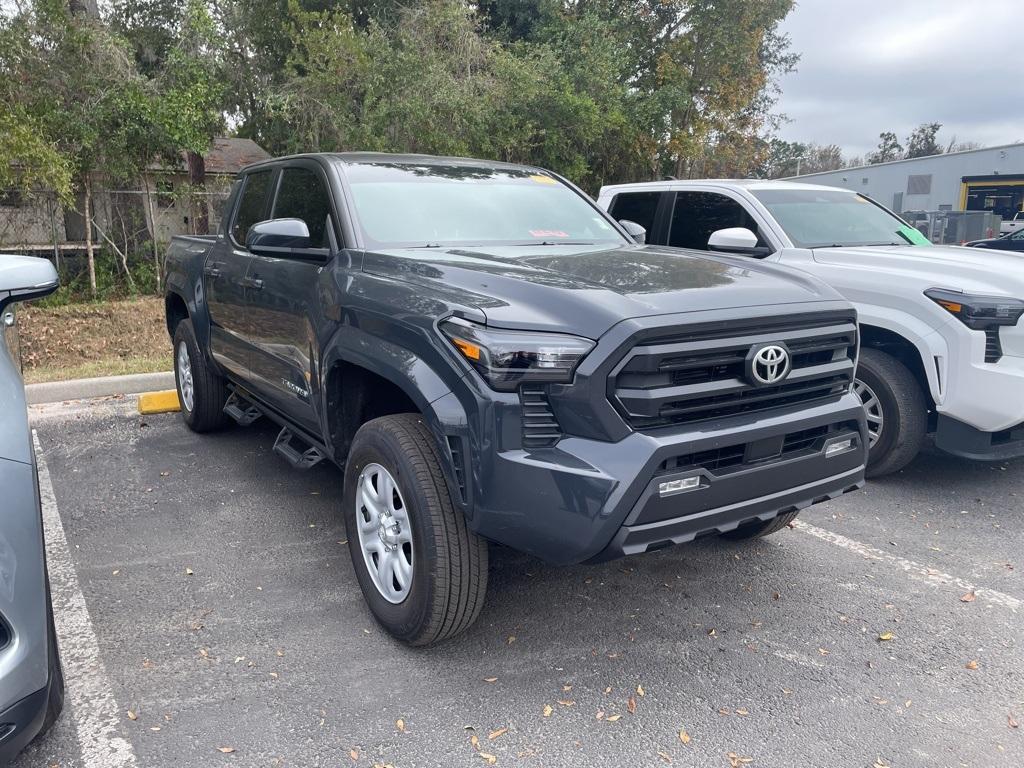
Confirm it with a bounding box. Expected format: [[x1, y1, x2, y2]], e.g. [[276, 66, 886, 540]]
[[611, 313, 858, 430]]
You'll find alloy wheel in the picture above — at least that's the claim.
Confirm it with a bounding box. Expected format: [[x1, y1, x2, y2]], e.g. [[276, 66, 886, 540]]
[[355, 463, 414, 604]]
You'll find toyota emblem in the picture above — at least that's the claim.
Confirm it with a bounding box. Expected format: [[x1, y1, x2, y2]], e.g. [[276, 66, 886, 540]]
[[748, 344, 791, 386]]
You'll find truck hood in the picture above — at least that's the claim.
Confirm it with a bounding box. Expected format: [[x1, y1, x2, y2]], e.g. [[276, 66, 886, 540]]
[[363, 243, 843, 337], [810, 244, 1024, 297]]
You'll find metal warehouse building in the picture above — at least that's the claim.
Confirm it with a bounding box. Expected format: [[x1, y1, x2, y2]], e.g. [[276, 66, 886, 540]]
[[790, 142, 1024, 220]]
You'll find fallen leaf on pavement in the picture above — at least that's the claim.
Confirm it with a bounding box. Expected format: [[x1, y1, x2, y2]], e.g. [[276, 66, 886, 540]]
[[506, 636, 516, 645], [479, 753, 497, 765], [605, 714, 622, 722], [718, 708, 731, 716], [960, 591, 976, 603], [627, 696, 637, 714], [470, 734, 480, 749], [396, 719, 406, 733], [216, 747, 235, 754], [679, 729, 691, 744], [488, 727, 508, 740], [727, 753, 753, 767], [557, 700, 574, 707], [483, 677, 498, 683], [873, 760, 890, 768], [1009, 713, 1019, 729], [966, 659, 979, 670], [735, 708, 749, 716], [127, 710, 138, 721], [878, 632, 894, 642], [604, 686, 612, 694], [542, 704, 553, 717], [658, 750, 672, 763], [818, 648, 830, 656], [636, 684, 645, 697], [349, 749, 359, 761]]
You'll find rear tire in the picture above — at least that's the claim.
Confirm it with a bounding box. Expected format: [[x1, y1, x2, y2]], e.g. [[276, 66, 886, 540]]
[[344, 414, 488, 646], [721, 509, 801, 541], [172, 319, 229, 433], [856, 348, 927, 478]]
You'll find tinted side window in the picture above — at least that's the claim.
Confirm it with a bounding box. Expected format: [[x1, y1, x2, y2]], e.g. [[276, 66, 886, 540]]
[[273, 167, 332, 247], [609, 192, 661, 235], [232, 170, 274, 244], [669, 191, 764, 251]]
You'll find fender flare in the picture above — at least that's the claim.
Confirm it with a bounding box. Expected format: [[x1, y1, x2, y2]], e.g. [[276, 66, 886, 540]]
[[164, 270, 213, 353], [856, 304, 949, 403], [318, 328, 472, 514]]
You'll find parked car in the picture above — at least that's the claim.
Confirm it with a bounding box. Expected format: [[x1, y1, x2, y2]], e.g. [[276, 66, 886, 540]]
[[0, 255, 64, 763], [597, 180, 1024, 476], [999, 211, 1024, 235], [966, 230, 1024, 253], [165, 153, 867, 645]]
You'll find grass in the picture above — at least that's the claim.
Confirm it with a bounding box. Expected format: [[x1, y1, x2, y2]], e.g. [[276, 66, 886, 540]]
[[17, 296, 172, 385]]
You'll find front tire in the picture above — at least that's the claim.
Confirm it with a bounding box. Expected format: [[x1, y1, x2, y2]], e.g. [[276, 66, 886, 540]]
[[344, 414, 488, 646], [855, 348, 927, 478], [172, 319, 228, 433]]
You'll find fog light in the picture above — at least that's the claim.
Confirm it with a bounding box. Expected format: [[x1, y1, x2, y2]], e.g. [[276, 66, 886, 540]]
[[825, 438, 854, 458], [659, 475, 701, 497]]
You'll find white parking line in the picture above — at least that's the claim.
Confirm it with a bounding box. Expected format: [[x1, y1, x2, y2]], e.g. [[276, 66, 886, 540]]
[[793, 519, 1021, 610], [33, 431, 139, 768]]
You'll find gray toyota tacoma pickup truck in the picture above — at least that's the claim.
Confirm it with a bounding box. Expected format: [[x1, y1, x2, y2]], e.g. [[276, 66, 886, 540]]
[[164, 153, 868, 645]]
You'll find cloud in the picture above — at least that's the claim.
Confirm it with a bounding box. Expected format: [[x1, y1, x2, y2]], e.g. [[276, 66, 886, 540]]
[[775, 0, 1020, 157]]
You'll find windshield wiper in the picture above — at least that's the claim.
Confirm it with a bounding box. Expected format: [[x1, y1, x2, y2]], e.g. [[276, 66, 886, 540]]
[[512, 241, 597, 246]]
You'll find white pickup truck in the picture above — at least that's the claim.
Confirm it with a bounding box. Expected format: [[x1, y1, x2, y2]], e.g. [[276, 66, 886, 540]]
[[1000, 211, 1024, 235], [597, 180, 1024, 476]]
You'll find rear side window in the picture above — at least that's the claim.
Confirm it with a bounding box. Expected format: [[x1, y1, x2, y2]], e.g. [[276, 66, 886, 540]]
[[669, 191, 764, 251], [272, 167, 333, 247], [609, 192, 661, 235], [231, 170, 274, 245]]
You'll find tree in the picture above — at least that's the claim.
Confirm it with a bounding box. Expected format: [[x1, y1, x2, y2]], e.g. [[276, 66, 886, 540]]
[[867, 131, 903, 164], [905, 122, 943, 159]]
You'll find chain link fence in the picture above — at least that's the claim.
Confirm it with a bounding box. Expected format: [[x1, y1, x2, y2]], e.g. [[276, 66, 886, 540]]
[[0, 179, 232, 296]]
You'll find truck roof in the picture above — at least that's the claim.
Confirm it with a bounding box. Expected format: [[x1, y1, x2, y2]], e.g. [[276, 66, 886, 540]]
[[599, 179, 847, 196], [240, 151, 541, 174]]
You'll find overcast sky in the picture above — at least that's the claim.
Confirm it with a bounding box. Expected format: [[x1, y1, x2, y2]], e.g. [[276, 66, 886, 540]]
[[775, 0, 1021, 159]]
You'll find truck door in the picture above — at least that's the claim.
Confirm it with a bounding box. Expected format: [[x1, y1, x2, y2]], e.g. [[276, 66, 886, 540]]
[[245, 162, 336, 436], [207, 169, 274, 379]]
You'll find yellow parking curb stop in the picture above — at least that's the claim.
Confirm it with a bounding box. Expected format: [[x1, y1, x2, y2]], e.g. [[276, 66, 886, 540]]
[[138, 390, 181, 415]]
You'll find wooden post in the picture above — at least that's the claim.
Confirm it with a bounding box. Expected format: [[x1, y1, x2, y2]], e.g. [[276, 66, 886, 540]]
[[84, 176, 96, 297]]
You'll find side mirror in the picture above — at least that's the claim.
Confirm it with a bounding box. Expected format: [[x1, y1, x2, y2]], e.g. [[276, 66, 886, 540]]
[[619, 219, 647, 245], [0, 255, 59, 313], [707, 227, 770, 257], [246, 218, 320, 257]]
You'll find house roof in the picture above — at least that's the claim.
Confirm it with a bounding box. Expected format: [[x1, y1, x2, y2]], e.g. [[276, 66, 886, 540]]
[[151, 137, 271, 175]]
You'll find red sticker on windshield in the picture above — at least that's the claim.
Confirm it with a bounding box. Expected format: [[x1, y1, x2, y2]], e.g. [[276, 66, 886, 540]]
[[529, 230, 569, 238]]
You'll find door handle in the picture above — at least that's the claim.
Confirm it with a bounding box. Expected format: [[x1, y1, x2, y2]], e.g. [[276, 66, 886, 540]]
[[241, 276, 264, 290], [203, 262, 223, 278]]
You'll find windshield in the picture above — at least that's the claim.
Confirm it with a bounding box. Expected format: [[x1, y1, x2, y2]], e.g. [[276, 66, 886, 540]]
[[751, 189, 929, 248], [344, 162, 625, 248]]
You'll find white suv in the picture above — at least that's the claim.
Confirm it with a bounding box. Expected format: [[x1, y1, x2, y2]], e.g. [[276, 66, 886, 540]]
[[597, 180, 1024, 476]]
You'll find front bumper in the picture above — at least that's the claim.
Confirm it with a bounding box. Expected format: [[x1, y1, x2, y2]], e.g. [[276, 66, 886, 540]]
[[0, 684, 49, 763], [459, 392, 867, 565], [934, 414, 1024, 461]]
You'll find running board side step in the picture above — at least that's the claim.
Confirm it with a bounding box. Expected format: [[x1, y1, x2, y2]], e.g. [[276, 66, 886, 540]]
[[223, 391, 263, 426], [273, 427, 325, 470]]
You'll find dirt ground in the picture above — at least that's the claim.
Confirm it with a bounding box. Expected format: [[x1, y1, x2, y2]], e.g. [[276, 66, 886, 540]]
[[17, 296, 171, 384]]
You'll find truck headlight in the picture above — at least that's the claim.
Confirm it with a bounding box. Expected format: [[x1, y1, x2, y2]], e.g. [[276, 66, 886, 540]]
[[925, 288, 1024, 330], [440, 317, 594, 392]]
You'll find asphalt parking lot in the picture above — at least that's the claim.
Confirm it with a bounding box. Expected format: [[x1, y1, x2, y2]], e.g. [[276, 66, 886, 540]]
[[12, 398, 1023, 768]]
